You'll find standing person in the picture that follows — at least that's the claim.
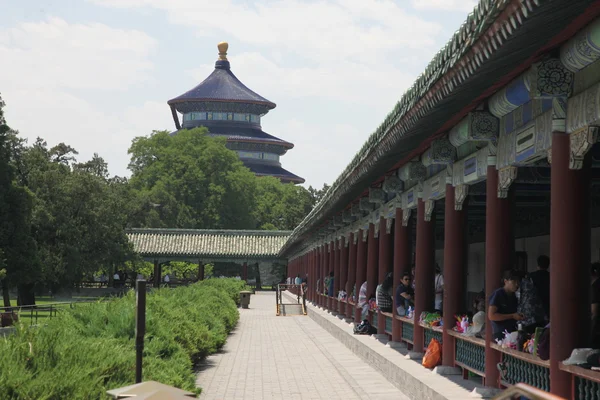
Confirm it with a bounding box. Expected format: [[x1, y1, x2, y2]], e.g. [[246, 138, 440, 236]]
[[434, 265, 444, 313], [295, 274, 302, 285], [529, 255, 550, 319], [410, 266, 416, 291], [517, 270, 546, 334], [163, 273, 170, 287], [327, 271, 334, 298], [395, 272, 414, 317], [488, 270, 524, 341], [376, 273, 393, 313]]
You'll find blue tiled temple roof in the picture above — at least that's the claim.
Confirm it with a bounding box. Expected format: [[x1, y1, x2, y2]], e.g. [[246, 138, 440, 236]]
[[246, 163, 305, 184], [168, 61, 275, 111], [206, 125, 293, 148]]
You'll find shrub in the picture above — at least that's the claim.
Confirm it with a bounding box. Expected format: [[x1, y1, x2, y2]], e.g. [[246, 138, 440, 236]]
[[0, 278, 243, 399]]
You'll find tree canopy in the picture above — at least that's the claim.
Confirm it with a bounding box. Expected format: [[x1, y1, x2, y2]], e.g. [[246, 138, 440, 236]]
[[0, 97, 327, 304]]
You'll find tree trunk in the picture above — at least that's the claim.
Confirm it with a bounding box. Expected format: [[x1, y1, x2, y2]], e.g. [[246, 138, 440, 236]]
[[2, 279, 10, 307], [17, 283, 35, 306]]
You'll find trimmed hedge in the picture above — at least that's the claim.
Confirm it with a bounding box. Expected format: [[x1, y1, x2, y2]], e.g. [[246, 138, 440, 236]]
[[0, 278, 246, 399]]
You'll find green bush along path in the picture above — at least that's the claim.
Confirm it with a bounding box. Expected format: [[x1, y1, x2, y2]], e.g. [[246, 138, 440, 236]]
[[0, 278, 246, 399]]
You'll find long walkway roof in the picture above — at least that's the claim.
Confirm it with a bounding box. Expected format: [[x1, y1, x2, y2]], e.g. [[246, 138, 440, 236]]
[[127, 229, 290, 262]]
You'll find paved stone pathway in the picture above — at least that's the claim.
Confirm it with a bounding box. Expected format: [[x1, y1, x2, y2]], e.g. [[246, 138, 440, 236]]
[[196, 292, 410, 400]]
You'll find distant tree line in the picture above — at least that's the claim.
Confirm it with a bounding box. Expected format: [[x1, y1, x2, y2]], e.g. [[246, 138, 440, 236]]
[[0, 94, 328, 305]]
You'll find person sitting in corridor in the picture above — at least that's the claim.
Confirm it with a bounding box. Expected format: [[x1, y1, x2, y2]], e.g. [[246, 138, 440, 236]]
[[488, 269, 524, 341], [376, 272, 393, 313], [357, 281, 369, 320], [395, 272, 414, 317], [434, 265, 444, 314], [327, 271, 334, 298]]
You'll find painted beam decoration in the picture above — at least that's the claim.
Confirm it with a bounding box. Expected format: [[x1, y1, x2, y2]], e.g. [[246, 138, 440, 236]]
[[351, 203, 362, 217], [449, 111, 499, 147], [452, 145, 494, 186], [368, 188, 386, 204], [422, 137, 456, 166], [383, 175, 404, 194], [489, 72, 531, 118], [359, 197, 375, 212], [560, 18, 600, 73], [566, 81, 600, 169], [497, 98, 565, 169]]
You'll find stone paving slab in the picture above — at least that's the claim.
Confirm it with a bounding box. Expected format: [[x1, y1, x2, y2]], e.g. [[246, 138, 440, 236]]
[[298, 295, 488, 400], [196, 291, 409, 400]]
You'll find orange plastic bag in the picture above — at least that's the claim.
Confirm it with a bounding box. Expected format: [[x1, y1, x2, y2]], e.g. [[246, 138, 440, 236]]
[[422, 338, 442, 368]]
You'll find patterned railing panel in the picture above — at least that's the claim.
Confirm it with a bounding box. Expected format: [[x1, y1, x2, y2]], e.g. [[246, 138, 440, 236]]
[[424, 328, 442, 348], [502, 354, 550, 392], [401, 322, 414, 342], [385, 316, 393, 333], [372, 312, 378, 328], [576, 377, 600, 400], [455, 338, 485, 375]]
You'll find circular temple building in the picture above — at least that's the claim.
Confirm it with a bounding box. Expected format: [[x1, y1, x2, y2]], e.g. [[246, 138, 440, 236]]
[[167, 42, 304, 184]]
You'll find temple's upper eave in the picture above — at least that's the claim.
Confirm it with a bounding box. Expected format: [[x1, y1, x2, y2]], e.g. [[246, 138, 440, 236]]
[[167, 67, 276, 110]]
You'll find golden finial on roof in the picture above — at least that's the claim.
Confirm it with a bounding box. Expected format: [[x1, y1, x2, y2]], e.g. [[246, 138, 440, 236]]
[[218, 42, 229, 61]]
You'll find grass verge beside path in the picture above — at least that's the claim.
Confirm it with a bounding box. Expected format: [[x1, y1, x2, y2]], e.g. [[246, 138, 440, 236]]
[[0, 278, 246, 399]]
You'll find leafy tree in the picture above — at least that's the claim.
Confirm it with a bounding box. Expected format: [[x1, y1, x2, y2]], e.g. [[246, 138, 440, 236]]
[[128, 128, 258, 229], [254, 177, 313, 230], [308, 183, 330, 206], [0, 94, 38, 306]]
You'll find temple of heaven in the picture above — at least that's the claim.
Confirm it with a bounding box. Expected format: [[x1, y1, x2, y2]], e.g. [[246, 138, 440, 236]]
[[167, 42, 305, 184]]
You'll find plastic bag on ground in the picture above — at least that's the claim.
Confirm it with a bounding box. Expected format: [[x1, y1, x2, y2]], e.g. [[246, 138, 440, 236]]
[[422, 338, 442, 368]]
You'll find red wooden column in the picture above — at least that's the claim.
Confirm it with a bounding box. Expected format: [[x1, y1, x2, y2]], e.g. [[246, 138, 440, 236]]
[[325, 241, 332, 309], [549, 133, 591, 397], [378, 216, 392, 333], [333, 238, 341, 313], [322, 244, 328, 307], [309, 249, 315, 302], [366, 223, 379, 323], [339, 236, 348, 316], [442, 184, 466, 365], [315, 247, 321, 305], [414, 199, 435, 353], [346, 233, 357, 319], [355, 230, 367, 322], [319, 245, 325, 306], [392, 208, 410, 343], [485, 161, 514, 387]]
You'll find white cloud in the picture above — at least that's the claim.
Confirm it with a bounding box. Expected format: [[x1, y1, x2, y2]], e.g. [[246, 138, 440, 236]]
[[0, 17, 157, 91], [0, 18, 165, 177], [410, 0, 478, 12], [89, 0, 441, 64], [189, 51, 416, 106]]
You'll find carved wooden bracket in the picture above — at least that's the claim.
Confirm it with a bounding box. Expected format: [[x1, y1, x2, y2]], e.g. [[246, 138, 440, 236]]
[[454, 184, 469, 211], [424, 200, 435, 222], [386, 217, 393, 234], [570, 126, 598, 169], [402, 208, 412, 227], [498, 166, 518, 198]]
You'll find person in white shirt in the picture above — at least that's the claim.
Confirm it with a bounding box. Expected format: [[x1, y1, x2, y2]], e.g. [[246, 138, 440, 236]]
[[164, 274, 170, 285], [294, 274, 302, 285], [434, 265, 444, 313]]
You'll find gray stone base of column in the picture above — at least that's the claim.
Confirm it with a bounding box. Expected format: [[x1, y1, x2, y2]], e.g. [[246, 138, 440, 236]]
[[470, 387, 502, 398], [385, 341, 406, 349], [405, 351, 424, 360], [432, 366, 462, 376], [370, 334, 389, 342]]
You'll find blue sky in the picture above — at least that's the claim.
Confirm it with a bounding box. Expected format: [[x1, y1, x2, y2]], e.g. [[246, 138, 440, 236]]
[[0, 0, 476, 188]]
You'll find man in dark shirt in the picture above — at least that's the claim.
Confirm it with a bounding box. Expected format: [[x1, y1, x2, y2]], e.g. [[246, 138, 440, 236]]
[[488, 270, 523, 341], [529, 255, 550, 319], [395, 272, 414, 316]]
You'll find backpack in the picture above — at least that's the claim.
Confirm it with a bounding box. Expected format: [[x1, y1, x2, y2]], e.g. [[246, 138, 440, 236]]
[[354, 319, 377, 335]]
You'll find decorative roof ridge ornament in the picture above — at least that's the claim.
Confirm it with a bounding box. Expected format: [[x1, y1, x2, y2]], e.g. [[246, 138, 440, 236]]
[[216, 41, 230, 70]]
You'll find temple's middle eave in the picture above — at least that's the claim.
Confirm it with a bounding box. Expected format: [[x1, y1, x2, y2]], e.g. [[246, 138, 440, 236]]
[[224, 136, 294, 149]]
